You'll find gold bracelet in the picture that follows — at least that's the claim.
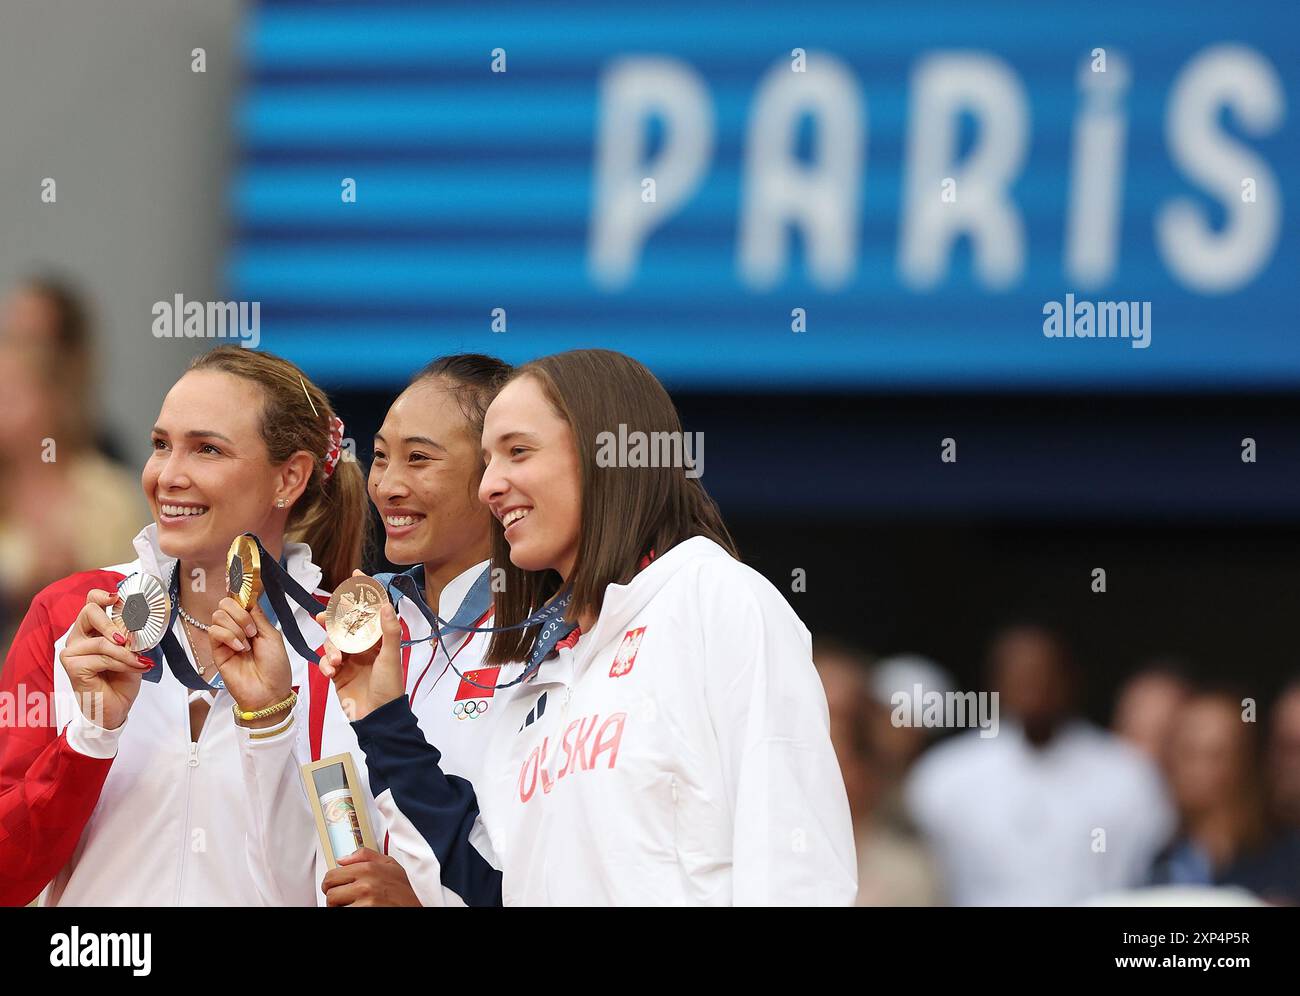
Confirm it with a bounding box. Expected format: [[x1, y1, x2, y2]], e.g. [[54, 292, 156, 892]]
[[232, 690, 298, 724]]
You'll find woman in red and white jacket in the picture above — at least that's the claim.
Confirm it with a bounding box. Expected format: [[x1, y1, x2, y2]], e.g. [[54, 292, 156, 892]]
[[314, 349, 858, 906], [0, 346, 367, 906]]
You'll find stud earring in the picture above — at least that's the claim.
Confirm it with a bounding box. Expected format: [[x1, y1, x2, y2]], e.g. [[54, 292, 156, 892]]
[[275, 498, 287, 508]]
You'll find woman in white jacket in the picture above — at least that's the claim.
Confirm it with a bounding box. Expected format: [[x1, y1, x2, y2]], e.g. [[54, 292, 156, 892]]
[[302, 349, 857, 906]]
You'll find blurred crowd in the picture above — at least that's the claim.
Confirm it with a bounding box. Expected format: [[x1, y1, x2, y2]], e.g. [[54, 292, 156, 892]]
[[818, 626, 1300, 906]]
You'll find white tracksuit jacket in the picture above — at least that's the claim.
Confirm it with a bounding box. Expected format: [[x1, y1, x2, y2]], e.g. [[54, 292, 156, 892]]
[[348, 536, 859, 906], [240, 560, 517, 906]]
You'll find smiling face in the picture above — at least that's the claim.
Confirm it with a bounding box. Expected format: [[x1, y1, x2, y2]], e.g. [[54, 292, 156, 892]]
[[369, 377, 492, 568], [478, 375, 583, 579], [143, 370, 301, 566]]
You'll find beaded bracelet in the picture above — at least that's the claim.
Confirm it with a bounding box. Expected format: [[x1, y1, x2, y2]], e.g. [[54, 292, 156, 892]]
[[232, 690, 298, 724]]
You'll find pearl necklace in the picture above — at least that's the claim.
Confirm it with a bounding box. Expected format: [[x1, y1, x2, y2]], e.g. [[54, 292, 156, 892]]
[[177, 603, 210, 632], [168, 562, 210, 631]]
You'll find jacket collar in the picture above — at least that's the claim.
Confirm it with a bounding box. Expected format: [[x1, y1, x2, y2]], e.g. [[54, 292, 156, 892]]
[[395, 559, 492, 622], [578, 536, 733, 657]]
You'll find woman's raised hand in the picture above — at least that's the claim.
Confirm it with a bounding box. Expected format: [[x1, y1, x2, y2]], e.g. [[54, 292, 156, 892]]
[[315, 571, 405, 722], [58, 589, 155, 730], [209, 597, 293, 723]]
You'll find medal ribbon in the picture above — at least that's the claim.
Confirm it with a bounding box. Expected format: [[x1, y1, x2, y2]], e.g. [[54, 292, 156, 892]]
[[382, 566, 575, 692], [239, 533, 327, 666], [384, 564, 493, 649]]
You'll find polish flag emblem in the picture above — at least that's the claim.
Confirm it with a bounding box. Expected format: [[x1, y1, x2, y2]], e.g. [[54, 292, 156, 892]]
[[610, 627, 646, 678]]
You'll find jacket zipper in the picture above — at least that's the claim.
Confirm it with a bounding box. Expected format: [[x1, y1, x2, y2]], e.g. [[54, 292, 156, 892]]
[[174, 696, 213, 904], [175, 739, 197, 904]]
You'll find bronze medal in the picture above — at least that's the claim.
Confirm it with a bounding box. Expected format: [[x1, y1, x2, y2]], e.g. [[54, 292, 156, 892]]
[[324, 576, 389, 654], [107, 573, 171, 653], [227, 534, 263, 610]]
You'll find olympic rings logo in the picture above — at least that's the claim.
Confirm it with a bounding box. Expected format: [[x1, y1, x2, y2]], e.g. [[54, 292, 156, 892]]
[[453, 699, 491, 720]]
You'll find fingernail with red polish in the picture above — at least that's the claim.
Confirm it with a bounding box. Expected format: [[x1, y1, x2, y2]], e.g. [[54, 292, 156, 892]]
[[137, 656, 154, 668], [112, 633, 127, 646]]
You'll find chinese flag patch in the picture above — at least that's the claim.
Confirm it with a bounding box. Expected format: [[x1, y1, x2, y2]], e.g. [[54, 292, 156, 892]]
[[455, 667, 501, 700]]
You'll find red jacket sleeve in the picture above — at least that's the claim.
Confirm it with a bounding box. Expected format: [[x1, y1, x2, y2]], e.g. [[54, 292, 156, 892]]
[[0, 571, 123, 906]]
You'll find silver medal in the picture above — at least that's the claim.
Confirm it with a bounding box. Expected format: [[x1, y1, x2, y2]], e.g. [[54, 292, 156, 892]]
[[107, 573, 171, 652]]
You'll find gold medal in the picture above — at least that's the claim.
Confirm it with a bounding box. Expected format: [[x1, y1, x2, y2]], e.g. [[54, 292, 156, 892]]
[[227, 534, 262, 610], [323, 576, 389, 654], [107, 573, 171, 653]]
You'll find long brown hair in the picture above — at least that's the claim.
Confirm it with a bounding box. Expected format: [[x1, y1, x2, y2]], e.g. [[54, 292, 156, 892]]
[[485, 349, 735, 666], [187, 347, 368, 589]]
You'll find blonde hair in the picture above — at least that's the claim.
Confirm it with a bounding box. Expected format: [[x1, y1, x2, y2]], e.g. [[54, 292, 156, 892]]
[[187, 347, 368, 589]]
